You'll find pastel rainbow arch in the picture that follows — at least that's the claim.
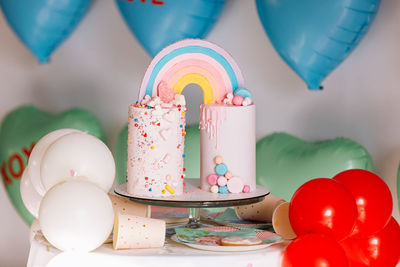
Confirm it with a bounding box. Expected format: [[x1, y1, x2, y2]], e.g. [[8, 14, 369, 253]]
[[138, 39, 245, 103]]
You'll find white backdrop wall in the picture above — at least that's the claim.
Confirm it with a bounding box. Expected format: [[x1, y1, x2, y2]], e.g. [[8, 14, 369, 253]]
[[1, 0, 400, 266]]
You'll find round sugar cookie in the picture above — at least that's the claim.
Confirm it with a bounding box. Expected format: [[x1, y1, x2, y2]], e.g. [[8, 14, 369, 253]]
[[221, 236, 263, 246]]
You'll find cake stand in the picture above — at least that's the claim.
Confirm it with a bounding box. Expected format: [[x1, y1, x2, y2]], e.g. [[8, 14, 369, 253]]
[[114, 179, 269, 230]]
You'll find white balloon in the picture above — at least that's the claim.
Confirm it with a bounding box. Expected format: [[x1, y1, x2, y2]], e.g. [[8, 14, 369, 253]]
[[40, 132, 115, 193], [20, 167, 42, 218], [28, 129, 82, 196], [39, 180, 114, 252]]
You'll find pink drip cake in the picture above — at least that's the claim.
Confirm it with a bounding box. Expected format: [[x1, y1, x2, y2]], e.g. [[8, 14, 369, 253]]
[[126, 39, 255, 197]]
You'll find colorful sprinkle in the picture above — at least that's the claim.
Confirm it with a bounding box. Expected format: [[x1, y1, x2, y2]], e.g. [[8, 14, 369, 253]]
[[151, 146, 155, 150], [182, 154, 186, 158], [149, 188, 152, 191], [162, 190, 166, 194], [165, 184, 175, 194]]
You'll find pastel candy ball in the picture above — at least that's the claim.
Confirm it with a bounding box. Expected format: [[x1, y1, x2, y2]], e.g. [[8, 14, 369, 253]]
[[214, 156, 223, 165], [219, 186, 228, 194], [243, 185, 251, 193], [227, 177, 244, 193], [225, 171, 232, 179], [215, 163, 228, 176], [210, 185, 219, 193], [207, 174, 219, 185], [234, 88, 252, 99], [232, 95, 244, 106], [217, 176, 228, 186]]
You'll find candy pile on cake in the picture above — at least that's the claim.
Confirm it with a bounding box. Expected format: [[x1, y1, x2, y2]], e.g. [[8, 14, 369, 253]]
[[200, 87, 255, 194], [127, 88, 187, 197], [127, 39, 256, 197]]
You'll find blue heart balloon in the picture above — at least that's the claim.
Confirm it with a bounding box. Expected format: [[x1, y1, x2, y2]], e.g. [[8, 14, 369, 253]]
[[116, 0, 225, 57], [0, 0, 91, 63], [256, 0, 380, 90]]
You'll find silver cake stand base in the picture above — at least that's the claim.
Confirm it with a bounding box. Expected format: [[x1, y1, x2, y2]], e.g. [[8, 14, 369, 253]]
[[114, 179, 269, 229]]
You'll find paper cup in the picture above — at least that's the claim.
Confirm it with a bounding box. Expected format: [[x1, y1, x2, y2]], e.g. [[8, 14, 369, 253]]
[[272, 202, 297, 240], [113, 212, 166, 249], [235, 194, 286, 222], [109, 194, 150, 217]]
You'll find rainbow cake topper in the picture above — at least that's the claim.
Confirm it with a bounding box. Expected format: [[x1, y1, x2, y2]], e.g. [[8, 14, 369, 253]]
[[138, 39, 245, 104]]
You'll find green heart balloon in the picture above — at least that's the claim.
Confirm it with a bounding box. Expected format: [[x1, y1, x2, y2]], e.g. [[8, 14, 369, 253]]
[[397, 164, 400, 215], [115, 124, 128, 186], [0, 106, 105, 225], [256, 132, 373, 202], [114, 123, 200, 185]]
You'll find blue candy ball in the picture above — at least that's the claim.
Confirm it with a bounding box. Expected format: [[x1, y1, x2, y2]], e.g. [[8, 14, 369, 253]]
[[215, 163, 228, 175], [219, 186, 228, 194], [234, 88, 252, 100]]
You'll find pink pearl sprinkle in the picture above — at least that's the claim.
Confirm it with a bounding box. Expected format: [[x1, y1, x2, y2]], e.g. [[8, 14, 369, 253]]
[[243, 185, 250, 193], [232, 95, 244, 106]]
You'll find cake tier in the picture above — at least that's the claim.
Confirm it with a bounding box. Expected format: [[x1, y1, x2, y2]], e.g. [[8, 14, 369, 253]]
[[127, 105, 186, 197], [200, 104, 256, 193]]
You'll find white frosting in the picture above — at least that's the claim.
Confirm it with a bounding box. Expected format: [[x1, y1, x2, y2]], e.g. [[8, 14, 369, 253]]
[[200, 104, 256, 192], [127, 104, 186, 197]]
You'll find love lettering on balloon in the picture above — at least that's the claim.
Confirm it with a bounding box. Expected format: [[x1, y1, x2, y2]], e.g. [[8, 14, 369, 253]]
[[1, 143, 35, 187]]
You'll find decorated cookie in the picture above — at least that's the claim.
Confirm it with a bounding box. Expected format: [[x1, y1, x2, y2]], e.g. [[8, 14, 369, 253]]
[[194, 236, 222, 246], [221, 236, 263, 246]]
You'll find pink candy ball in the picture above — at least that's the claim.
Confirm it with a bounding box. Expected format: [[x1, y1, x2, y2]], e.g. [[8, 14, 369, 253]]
[[207, 174, 219, 185], [243, 185, 250, 193], [232, 95, 244, 106]]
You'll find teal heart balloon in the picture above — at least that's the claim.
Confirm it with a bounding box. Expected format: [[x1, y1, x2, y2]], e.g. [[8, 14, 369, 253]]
[[0, 106, 104, 225], [256, 132, 373, 201], [114, 123, 200, 185]]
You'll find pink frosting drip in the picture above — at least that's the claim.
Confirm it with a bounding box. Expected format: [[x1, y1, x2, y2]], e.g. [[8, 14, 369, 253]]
[[199, 104, 227, 149]]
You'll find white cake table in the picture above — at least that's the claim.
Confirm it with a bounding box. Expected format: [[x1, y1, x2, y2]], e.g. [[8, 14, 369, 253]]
[[27, 235, 286, 267]]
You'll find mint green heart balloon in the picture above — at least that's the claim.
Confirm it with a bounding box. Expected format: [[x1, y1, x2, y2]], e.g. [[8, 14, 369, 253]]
[[0, 106, 105, 225], [183, 124, 200, 179], [397, 164, 400, 215], [114, 123, 200, 185], [256, 132, 373, 202], [115, 124, 128, 186]]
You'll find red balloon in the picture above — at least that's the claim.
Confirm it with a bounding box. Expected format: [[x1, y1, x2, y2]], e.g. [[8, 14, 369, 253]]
[[282, 233, 349, 267], [333, 169, 393, 238], [289, 178, 357, 241], [340, 217, 400, 267]]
